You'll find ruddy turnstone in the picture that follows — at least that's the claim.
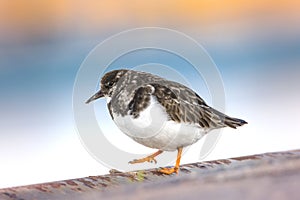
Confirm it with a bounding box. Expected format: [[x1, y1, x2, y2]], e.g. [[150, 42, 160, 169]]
[[86, 69, 247, 174]]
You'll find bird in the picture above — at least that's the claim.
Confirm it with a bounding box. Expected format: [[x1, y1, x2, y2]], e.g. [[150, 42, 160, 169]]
[[86, 69, 247, 175]]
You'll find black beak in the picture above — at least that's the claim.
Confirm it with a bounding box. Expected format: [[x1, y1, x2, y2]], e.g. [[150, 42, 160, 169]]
[[85, 90, 104, 104]]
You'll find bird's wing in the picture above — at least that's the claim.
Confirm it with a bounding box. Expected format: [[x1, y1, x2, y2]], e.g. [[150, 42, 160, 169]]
[[151, 83, 226, 129], [128, 83, 247, 129], [127, 83, 227, 129], [154, 82, 247, 129]]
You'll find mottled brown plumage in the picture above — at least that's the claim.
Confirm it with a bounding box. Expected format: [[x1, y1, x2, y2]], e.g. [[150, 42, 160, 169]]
[[125, 81, 246, 130]]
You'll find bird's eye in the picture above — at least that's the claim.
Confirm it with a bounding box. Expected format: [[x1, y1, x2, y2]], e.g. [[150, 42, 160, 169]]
[[108, 82, 114, 87], [105, 82, 113, 88]]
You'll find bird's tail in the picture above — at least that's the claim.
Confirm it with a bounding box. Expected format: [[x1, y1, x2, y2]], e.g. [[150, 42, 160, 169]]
[[202, 106, 247, 129], [223, 116, 247, 129]]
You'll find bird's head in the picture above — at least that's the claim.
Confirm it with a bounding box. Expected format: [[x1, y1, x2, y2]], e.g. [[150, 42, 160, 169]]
[[85, 69, 128, 104]]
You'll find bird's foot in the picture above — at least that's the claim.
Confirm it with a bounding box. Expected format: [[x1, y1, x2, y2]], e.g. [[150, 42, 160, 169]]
[[129, 150, 163, 164], [129, 156, 157, 164], [159, 167, 179, 175]]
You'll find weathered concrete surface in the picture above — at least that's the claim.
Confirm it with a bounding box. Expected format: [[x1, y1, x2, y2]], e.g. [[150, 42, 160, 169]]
[[1, 149, 300, 200]]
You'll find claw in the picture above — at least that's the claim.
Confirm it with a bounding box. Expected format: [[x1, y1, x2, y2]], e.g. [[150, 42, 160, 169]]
[[128, 159, 137, 164], [159, 167, 179, 175], [150, 157, 157, 164]]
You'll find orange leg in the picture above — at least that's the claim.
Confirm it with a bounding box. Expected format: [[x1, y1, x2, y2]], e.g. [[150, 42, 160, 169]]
[[129, 150, 163, 164], [159, 147, 183, 175]]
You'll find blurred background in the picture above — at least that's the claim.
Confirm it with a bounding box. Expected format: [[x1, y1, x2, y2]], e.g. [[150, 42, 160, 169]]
[[0, 0, 299, 188]]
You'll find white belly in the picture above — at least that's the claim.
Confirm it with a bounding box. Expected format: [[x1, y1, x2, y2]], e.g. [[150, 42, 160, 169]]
[[113, 96, 206, 151]]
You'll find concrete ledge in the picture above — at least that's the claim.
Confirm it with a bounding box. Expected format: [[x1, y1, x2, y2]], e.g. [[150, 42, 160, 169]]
[[1, 149, 300, 200]]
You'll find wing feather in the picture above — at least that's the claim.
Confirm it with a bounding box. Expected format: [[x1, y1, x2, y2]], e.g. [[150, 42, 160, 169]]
[[128, 83, 247, 129]]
